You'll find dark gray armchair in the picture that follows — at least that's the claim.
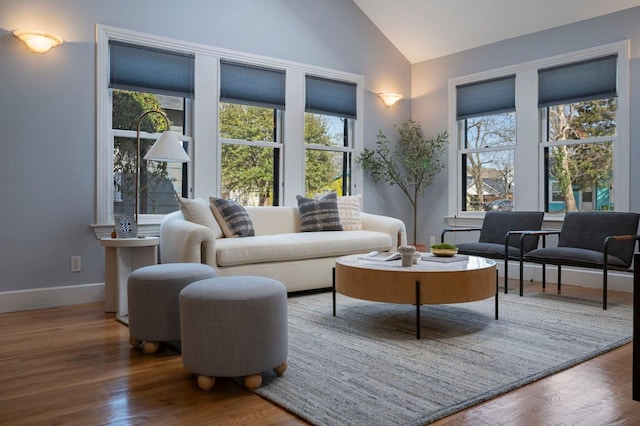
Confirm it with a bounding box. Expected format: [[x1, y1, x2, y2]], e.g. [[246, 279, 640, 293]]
[[441, 211, 544, 294], [519, 211, 640, 310]]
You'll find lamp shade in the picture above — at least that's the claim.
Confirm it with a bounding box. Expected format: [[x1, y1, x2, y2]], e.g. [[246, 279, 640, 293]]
[[143, 130, 190, 163]]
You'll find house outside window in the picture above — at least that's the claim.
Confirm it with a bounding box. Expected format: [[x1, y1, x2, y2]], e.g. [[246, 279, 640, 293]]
[[540, 55, 617, 213], [448, 42, 629, 220], [456, 76, 516, 212]]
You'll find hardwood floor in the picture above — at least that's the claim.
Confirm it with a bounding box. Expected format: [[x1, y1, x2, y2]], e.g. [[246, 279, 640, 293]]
[[0, 281, 638, 425]]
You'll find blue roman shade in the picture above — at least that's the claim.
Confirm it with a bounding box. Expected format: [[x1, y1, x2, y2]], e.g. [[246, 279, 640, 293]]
[[220, 61, 286, 109], [109, 40, 194, 98], [456, 75, 516, 120], [305, 75, 357, 119], [538, 55, 618, 107]]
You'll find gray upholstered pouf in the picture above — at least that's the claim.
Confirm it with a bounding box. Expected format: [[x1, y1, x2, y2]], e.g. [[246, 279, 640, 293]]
[[127, 263, 217, 354], [179, 276, 288, 390]]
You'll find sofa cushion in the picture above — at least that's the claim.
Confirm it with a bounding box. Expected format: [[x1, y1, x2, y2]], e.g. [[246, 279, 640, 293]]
[[245, 206, 300, 235], [215, 231, 391, 267], [178, 197, 224, 239], [210, 197, 255, 238], [337, 195, 363, 231], [296, 192, 343, 232]]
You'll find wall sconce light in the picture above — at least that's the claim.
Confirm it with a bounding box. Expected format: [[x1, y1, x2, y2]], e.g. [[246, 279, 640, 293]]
[[13, 30, 63, 53], [378, 93, 403, 107]]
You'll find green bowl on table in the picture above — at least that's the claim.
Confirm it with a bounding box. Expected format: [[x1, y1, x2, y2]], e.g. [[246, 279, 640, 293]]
[[430, 243, 458, 257]]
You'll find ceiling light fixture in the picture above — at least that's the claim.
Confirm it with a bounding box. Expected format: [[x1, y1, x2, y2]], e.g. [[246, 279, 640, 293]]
[[13, 30, 63, 53], [378, 92, 403, 107]]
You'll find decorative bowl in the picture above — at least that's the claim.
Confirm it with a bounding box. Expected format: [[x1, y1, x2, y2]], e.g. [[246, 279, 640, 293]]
[[430, 248, 458, 257]]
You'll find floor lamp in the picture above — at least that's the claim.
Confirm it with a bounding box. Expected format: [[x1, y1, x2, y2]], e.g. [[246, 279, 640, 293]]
[[118, 109, 190, 238]]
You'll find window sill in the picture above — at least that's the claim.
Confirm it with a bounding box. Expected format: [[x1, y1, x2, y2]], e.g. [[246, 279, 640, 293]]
[[445, 214, 564, 231]]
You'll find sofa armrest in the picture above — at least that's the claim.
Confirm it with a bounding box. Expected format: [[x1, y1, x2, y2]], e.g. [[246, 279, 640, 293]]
[[159, 211, 218, 266], [360, 212, 407, 251]]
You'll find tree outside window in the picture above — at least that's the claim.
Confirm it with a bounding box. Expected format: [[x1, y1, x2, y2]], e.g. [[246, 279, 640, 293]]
[[218, 105, 353, 205], [219, 103, 279, 206], [304, 113, 352, 197], [545, 98, 616, 212], [461, 112, 516, 211], [112, 90, 187, 215]]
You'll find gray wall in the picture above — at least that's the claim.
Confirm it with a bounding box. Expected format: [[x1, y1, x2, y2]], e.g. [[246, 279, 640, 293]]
[[0, 0, 411, 300], [411, 7, 640, 244], [6, 1, 636, 305]]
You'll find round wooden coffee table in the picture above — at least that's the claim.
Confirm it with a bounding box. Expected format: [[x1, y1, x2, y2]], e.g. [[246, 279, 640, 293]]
[[333, 254, 497, 339]]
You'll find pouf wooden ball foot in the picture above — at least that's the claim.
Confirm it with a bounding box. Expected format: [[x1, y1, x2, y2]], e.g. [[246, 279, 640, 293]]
[[197, 375, 215, 391], [273, 361, 288, 376], [142, 341, 160, 354], [128, 335, 158, 354], [244, 374, 262, 390]]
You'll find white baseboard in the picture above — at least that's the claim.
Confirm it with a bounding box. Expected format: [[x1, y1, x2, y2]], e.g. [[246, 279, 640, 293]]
[[0, 264, 633, 314], [502, 262, 633, 293], [0, 283, 105, 313]]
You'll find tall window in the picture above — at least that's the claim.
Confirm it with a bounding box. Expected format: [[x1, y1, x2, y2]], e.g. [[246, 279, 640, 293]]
[[109, 41, 193, 217], [456, 76, 516, 211], [304, 75, 356, 196], [218, 61, 285, 206], [449, 43, 627, 219], [97, 25, 364, 233], [539, 55, 617, 212]]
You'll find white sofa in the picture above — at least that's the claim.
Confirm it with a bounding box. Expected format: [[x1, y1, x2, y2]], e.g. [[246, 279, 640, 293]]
[[160, 206, 407, 292]]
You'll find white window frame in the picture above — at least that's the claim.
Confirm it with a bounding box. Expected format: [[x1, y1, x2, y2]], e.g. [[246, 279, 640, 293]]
[[447, 41, 630, 227], [94, 24, 364, 237], [219, 106, 285, 205], [304, 114, 355, 196], [457, 112, 517, 211], [110, 102, 194, 217]]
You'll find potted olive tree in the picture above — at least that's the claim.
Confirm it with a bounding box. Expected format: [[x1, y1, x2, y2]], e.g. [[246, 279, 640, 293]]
[[356, 120, 448, 247]]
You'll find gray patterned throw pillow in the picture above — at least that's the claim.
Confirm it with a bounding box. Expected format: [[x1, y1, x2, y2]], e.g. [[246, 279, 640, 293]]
[[209, 197, 255, 238], [296, 192, 343, 232]]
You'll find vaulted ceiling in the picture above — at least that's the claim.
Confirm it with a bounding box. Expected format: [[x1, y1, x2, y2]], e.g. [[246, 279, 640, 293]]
[[353, 0, 640, 63]]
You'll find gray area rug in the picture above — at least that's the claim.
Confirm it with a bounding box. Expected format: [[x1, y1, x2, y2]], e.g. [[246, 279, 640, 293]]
[[254, 290, 632, 425]]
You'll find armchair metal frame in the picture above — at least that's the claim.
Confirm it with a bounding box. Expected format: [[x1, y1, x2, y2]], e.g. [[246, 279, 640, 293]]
[[441, 211, 544, 294], [518, 212, 640, 310]]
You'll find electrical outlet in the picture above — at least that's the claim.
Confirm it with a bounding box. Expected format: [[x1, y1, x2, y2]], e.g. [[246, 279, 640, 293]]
[[70, 256, 81, 272]]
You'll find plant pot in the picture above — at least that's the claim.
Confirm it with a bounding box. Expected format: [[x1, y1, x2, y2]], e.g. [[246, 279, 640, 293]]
[[413, 243, 427, 252]]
